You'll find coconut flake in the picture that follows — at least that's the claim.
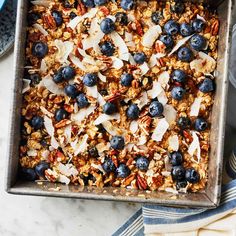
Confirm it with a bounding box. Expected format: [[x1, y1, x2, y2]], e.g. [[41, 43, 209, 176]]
[[140, 62, 150, 75], [169, 35, 193, 56], [44, 116, 54, 136], [86, 85, 98, 98], [152, 118, 169, 142], [78, 48, 97, 65], [165, 187, 179, 194], [190, 52, 216, 74], [157, 92, 168, 106], [91, 163, 105, 174], [163, 105, 177, 125], [57, 163, 78, 176], [64, 125, 72, 144], [22, 79, 31, 94], [190, 97, 202, 117], [149, 53, 166, 68], [130, 121, 138, 134], [158, 71, 170, 88], [73, 134, 89, 155], [102, 121, 120, 136], [41, 75, 65, 95], [94, 113, 120, 125], [142, 25, 162, 48], [31, 0, 51, 7], [97, 93, 106, 106], [40, 59, 47, 73], [137, 136, 147, 145], [40, 106, 54, 118], [197, 14, 206, 22], [147, 81, 163, 99], [111, 57, 124, 69], [96, 142, 110, 154], [68, 8, 98, 30], [71, 106, 96, 124], [136, 91, 149, 109], [164, 156, 172, 171], [110, 32, 129, 61], [69, 54, 86, 71], [33, 23, 48, 36], [27, 149, 37, 157], [98, 72, 106, 82], [168, 135, 179, 151], [188, 131, 201, 163], [124, 32, 135, 47], [54, 40, 74, 64], [58, 175, 70, 185]]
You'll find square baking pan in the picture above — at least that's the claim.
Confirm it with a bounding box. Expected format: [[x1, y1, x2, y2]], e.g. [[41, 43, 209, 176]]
[[5, 0, 234, 208]]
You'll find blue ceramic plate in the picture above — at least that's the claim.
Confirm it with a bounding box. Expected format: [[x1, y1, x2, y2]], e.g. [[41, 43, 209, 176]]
[[0, 0, 17, 58]]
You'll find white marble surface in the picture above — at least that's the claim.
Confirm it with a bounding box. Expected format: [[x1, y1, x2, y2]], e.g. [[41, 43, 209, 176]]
[[0, 51, 141, 236]]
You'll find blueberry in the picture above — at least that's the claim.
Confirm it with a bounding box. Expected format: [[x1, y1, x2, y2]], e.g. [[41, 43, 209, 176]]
[[69, 12, 77, 19], [190, 34, 207, 51], [94, 0, 107, 6], [133, 52, 146, 65], [170, 151, 183, 166], [121, 73, 133, 87], [110, 136, 125, 150], [62, 66, 75, 80], [55, 109, 68, 122], [35, 161, 50, 177], [28, 12, 41, 26], [53, 69, 63, 83], [180, 23, 193, 37], [32, 42, 48, 58], [171, 87, 186, 101], [164, 20, 180, 35], [171, 166, 186, 181], [151, 11, 162, 24], [149, 101, 164, 117], [178, 116, 191, 129], [126, 104, 140, 120], [52, 10, 63, 26], [176, 180, 188, 190], [116, 164, 131, 178], [199, 78, 215, 93], [99, 89, 108, 96], [177, 47, 193, 62], [88, 147, 99, 158], [64, 84, 78, 98], [136, 156, 149, 171], [82, 0, 95, 7], [20, 168, 37, 181], [185, 168, 200, 183], [83, 73, 98, 87], [29, 73, 41, 85], [171, 69, 187, 83], [195, 118, 208, 131], [100, 18, 115, 34], [192, 19, 205, 33], [115, 12, 128, 25], [171, 2, 185, 14], [159, 35, 174, 49], [100, 41, 115, 56], [120, 0, 135, 10], [102, 158, 116, 173], [76, 93, 89, 108], [103, 102, 117, 115], [31, 116, 44, 130]]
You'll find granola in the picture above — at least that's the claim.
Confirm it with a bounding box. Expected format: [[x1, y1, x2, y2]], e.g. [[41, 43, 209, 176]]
[[20, 0, 219, 193]]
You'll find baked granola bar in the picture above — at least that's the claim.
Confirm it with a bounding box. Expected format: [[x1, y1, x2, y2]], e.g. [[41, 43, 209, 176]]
[[19, 0, 219, 193]]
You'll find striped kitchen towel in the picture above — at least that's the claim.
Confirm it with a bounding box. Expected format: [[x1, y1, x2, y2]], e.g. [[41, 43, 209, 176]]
[[113, 150, 236, 236]]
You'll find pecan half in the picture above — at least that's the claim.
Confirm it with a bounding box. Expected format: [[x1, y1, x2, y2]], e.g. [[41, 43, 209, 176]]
[[155, 40, 166, 54], [137, 174, 148, 190], [43, 14, 56, 29], [55, 119, 71, 129], [211, 19, 219, 36], [105, 91, 122, 102], [99, 6, 110, 16], [77, 0, 87, 15], [123, 174, 136, 186], [183, 130, 193, 143], [129, 20, 144, 36]]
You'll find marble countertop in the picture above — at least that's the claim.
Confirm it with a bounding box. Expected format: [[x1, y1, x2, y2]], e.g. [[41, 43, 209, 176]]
[[0, 51, 141, 236]]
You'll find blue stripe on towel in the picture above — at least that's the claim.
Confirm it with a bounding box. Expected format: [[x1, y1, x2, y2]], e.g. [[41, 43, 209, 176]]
[[112, 208, 144, 236], [113, 179, 236, 235]]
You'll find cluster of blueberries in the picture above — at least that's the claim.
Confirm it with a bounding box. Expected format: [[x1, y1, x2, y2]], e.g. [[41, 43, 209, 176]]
[[169, 151, 200, 189]]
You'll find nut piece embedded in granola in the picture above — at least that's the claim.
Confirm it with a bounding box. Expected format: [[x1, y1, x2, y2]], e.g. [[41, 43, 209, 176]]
[[19, 0, 219, 194]]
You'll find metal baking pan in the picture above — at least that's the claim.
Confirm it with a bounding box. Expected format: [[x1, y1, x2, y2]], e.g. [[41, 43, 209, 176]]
[[5, 0, 234, 208]]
